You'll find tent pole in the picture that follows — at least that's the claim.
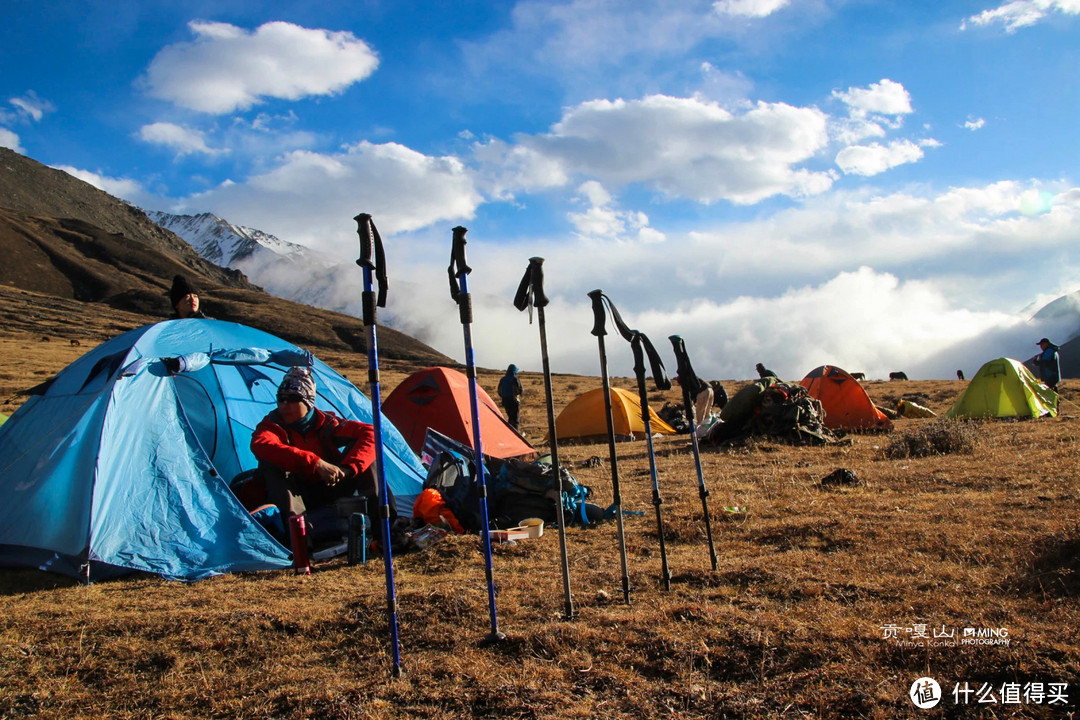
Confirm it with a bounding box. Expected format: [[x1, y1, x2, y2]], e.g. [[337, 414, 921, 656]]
[[513, 258, 574, 619], [449, 226, 506, 644], [354, 213, 403, 677]]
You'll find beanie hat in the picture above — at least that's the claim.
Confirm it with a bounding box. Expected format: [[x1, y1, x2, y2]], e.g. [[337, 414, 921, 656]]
[[170, 275, 198, 308], [277, 366, 317, 406]]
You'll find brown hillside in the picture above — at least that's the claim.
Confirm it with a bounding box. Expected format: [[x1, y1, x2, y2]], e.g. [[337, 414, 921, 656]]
[[0, 148, 452, 364]]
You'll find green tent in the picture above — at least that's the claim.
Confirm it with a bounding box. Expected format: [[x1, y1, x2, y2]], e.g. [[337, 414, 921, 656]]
[[0, 412, 7, 427], [946, 357, 1057, 419]]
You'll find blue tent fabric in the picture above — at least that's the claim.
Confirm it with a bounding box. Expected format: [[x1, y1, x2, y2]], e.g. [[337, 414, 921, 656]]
[[0, 319, 425, 581]]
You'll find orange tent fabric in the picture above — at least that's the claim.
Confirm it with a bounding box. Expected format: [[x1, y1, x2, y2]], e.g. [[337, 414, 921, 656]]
[[382, 366, 535, 459], [554, 386, 677, 441], [799, 365, 892, 431]]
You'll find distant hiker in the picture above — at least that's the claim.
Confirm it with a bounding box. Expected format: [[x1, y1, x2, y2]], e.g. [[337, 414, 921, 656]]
[[756, 363, 777, 379], [1031, 338, 1061, 391], [250, 366, 392, 544], [497, 364, 524, 430], [169, 274, 206, 319], [957, 369, 965, 381]]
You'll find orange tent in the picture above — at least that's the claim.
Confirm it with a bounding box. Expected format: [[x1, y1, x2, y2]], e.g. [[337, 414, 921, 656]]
[[554, 386, 677, 441], [800, 365, 892, 431], [382, 366, 535, 459]]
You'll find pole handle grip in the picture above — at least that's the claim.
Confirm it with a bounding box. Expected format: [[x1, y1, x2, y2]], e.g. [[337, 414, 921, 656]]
[[513, 257, 548, 312], [354, 213, 388, 309], [588, 289, 607, 337]]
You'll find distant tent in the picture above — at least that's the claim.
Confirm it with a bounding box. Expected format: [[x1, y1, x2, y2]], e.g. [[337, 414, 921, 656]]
[[0, 319, 425, 581], [0, 411, 7, 427], [945, 357, 1057, 419], [554, 386, 677, 442], [800, 365, 892, 431], [382, 366, 535, 460]]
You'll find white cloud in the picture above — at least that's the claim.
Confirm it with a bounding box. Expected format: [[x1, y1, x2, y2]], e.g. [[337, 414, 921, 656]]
[[138, 122, 221, 156], [509, 94, 833, 204], [833, 78, 913, 118], [178, 141, 482, 255], [0, 127, 22, 152], [962, 0, 1080, 33], [8, 92, 54, 122], [964, 117, 986, 130], [835, 139, 925, 176], [142, 21, 378, 114], [713, 0, 791, 18], [50, 165, 152, 205], [567, 181, 665, 242], [472, 138, 568, 200]]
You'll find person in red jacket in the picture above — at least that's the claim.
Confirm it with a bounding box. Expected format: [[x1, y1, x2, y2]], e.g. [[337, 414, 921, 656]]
[[251, 365, 391, 543]]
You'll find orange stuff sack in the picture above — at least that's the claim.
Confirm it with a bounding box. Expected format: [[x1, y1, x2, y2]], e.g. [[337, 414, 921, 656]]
[[412, 488, 466, 534]]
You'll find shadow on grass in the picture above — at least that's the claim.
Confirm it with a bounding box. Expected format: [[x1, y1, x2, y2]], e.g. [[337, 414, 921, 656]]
[[1011, 526, 1080, 599]]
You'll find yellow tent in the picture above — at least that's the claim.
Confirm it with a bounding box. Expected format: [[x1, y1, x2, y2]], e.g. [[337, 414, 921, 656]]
[[945, 357, 1057, 419], [555, 387, 677, 441]]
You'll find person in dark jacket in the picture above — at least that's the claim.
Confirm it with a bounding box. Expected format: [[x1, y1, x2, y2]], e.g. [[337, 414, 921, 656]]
[[755, 362, 777, 379], [1031, 338, 1061, 391], [169, 274, 207, 319], [250, 366, 391, 543], [497, 364, 524, 430]]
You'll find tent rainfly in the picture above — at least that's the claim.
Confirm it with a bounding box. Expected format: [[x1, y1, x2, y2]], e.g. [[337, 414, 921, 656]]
[[381, 366, 535, 460], [554, 386, 677, 442], [0, 319, 425, 581], [945, 357, 1058, 419], [800, 365, 892, 431]]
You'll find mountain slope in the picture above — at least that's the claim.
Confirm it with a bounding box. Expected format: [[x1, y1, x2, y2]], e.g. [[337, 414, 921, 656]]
[[147, 211, 365, 317], [0, 148, 452, 364]]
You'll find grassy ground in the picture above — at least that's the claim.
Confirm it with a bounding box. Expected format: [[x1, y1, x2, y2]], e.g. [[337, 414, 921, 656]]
[[1, 319, 1078, 718]]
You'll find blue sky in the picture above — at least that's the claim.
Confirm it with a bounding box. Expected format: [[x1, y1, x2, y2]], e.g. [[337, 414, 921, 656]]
[[2, 0, 1079, 380]]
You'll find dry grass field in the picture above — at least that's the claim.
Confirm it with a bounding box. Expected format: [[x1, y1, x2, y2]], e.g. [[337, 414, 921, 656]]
[[1, 295, 1078, 719]]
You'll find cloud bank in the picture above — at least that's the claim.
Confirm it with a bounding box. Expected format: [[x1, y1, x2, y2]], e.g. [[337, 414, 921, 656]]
[[142, 21, 378, 114]]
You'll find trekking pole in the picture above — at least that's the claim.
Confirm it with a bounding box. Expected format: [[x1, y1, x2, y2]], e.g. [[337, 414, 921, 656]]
[[448, 226, 506, 644], [587, 289, 632, 603], [668, 335, 718, 571], [629, 330, 674, 590], [353, 213, 403, 677], [514, 257, 574, 620]]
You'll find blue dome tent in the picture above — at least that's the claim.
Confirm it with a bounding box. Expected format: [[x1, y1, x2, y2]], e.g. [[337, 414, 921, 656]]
[[0, 319, 425, 581]]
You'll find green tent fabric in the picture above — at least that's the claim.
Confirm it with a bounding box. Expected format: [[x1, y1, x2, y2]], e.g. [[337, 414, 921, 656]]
[[945, 357, 1058, 419], [0, 412, 7, 427]]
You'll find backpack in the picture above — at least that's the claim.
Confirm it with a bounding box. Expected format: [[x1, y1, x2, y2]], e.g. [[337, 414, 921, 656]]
[[489, 458, 595, 528], [424, 449, 486, 532]]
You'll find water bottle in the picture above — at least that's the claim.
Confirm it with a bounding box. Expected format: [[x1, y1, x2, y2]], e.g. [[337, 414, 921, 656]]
[[347, 512, 369, 565]]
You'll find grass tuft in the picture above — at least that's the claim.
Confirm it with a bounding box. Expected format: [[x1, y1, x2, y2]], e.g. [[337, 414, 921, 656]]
[[879, 418, 979, 459]]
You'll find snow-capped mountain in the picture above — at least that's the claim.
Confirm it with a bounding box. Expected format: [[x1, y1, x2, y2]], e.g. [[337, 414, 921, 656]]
[[148, 211, 371, 319]]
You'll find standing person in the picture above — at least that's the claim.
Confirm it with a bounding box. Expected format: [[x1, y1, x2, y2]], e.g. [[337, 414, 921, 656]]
[[676, 374, 714, 426], [169, 274, 207, 319], [250, 366, 393, 544], [497, 364, 524, 430], [1032, 338, 1061, 391], [755, 362, 777, 379]]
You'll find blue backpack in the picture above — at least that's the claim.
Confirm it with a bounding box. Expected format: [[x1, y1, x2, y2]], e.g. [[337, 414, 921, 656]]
[[424, 449, 486, 532]]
